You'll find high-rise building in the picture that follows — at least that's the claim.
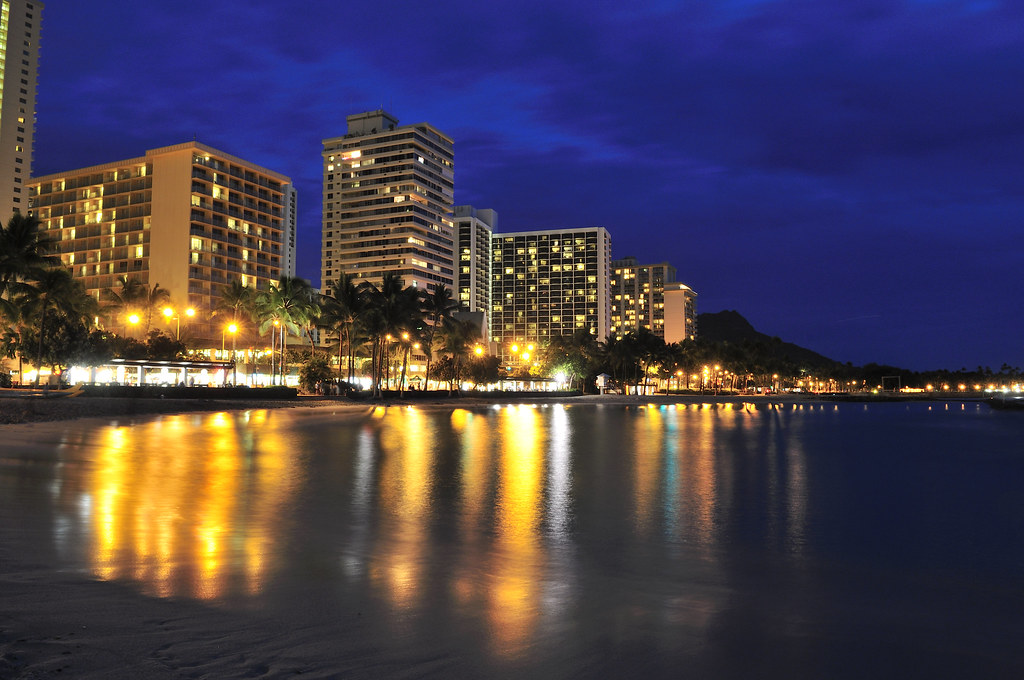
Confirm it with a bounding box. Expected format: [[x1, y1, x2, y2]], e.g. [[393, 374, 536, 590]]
[[453, 204, 495, 326], [0, 0, 42, 218], [610, 256, 698, 343], [491, 227, 611, 362], [321, 110, 454, 292], [663, 282, 698, 343], [610, 256, 676, 339], [28, 141, 296, 343]]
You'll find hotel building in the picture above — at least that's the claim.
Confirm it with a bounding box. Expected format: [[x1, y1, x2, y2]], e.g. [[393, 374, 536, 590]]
[[454, 205, 495, 335], [0, 0, 41, 217], [663, 282, 698, 343], [28, 141, 296, 343], [610, 256, 697, 343], [321, 110, 454, 292], [491, 226, 611, 362], [610, 257, 675, 339]]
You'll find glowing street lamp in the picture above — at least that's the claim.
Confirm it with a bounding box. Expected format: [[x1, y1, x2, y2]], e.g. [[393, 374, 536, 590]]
[[163, 306, 195, 340], [226, 323, 238, 384], [127, 313, 140, 337]]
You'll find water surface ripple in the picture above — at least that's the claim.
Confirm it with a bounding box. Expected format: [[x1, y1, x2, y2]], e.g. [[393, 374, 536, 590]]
[[1, 401, 1022, 678]]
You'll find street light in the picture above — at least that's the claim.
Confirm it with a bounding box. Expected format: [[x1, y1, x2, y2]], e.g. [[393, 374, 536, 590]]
[[163, 306, 195, 340], [127, 313, 140, 338], [226, 323, 238, 385]]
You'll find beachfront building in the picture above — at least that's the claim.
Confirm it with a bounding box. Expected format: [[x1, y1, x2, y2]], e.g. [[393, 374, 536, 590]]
[[610, 256, 698, 343], [663, 282, 698, 343], [609, 256, 676, 340], [321, 110, 454, 292], [27, 141, 297, 344], [0, 0, 42, 217], [491, 226, 612, 364], [454, 205, 495, 339]]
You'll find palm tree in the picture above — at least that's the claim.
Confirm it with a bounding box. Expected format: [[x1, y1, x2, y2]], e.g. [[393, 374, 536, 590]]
[[214, 279, 255, 326], [0, 213, 58, 292], [254, 276, 318, 385], [436, 317, 480, 394], [320, 271, 366, 382], [101, 276, 169, 335], [21, 268, 95, 385], [360, 273, 421, 397], [419, 283, 457, 390]]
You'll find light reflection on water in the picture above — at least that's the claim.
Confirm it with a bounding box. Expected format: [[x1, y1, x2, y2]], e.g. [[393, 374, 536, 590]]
[[79, 410, 301, 600], [6, 400, 1022, 677], [71, 404, 815, 624]]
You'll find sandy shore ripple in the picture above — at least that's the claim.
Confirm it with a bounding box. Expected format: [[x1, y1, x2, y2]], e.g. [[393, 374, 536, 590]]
[[0, 391, 838, 426]]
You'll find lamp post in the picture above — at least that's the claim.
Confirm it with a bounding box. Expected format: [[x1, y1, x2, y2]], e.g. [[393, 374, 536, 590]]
[[224, 323, 238, 385], [127, 313, 140, 338], [163, 306, 195, 341]]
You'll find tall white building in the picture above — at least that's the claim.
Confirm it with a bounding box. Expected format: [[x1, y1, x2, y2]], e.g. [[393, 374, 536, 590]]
[[0, 0, 42, 217], [491, 226, 611, 362], [321, 110, 454, 292], [663, 282, 698, 343], [454, 204, 495, 319]]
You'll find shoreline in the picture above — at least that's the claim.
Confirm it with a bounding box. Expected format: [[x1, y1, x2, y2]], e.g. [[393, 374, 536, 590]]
[[0, 389, 995, 426]]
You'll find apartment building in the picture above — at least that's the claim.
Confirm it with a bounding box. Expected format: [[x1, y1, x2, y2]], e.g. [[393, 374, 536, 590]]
[[321, 110, 454, 292], [0, 0, 41, 217], [663, 282, 698, 343], [491, 227, 611, 362], [610, 256, 676, 339], [28, 141, 296, 343], [611, 256, 697, 343], [454, 205, 495, 331]]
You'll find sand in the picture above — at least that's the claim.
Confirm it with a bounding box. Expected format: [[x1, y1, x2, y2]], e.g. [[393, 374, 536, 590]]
[[0, 389, 973, 678]]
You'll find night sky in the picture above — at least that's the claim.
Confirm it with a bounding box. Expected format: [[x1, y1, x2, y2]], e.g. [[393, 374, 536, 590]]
[[31, 1, 1024, 371]]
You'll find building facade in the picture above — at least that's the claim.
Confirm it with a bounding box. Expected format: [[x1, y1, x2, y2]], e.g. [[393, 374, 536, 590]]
[[491, 227, 611, 362], [610, 256, 698, 343], [453, 205, 495, 334], [610, 256, 676, 339], [663, 282, 698, 344], [0, 0, 41, 218], [321, 110, 454, 293], [28, 141, 296, 343]]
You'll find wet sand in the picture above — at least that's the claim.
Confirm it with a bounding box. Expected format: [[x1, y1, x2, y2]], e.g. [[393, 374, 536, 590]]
[[0, 390, 995, 679], [0, 390, 825, 426]]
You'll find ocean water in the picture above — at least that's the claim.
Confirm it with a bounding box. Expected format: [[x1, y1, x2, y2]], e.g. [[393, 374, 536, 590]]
[[1, 401, 1022, 678]]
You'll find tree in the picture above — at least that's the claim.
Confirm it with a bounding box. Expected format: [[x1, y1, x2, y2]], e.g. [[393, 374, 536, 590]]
[[0, 213, 58, 290], [435, 317, 480, 394], [465, 354, 502, 388], [541, 329, 600, 392], [254, 276, 319, 385], [319, 271, 366, 382], [299, 354, 333, 394], [419, 284, 458, 390], [101, 275, 170, 335], [214, 279, 255, 333], [145, 330, 186, 360], [21, 268, 97, 385], [360, 274, 421, 397]]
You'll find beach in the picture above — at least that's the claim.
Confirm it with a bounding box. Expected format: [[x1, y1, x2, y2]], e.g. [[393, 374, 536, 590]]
[[2, 390, 1011, 679], [0, 390, 827, 425]]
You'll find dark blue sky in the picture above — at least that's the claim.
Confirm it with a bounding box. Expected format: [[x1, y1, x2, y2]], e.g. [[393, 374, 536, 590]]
[[32, 1, 1024, 371]]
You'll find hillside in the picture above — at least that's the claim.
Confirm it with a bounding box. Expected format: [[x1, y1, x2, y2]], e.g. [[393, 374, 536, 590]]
[[696, 310, 838, 369]]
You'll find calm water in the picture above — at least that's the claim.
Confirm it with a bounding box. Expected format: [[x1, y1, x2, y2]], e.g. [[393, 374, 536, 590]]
[[1, 401, 1022, 678]]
